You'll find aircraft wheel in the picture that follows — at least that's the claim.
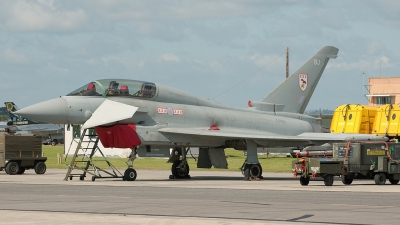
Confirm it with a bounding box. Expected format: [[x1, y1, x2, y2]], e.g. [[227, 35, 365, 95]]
[[323, 174, 334, 186], [17, 167, 26, 175], [34, 162, 46, 174], [124, 168, 137, 181], [92, 176, 96, 182], [374, 173, 386, 185], [6, 162, 19, 175], [243, 163, 263, 180], [79, 175, 85, 181], [300, 176, 309, 186], [171, 160, 190, 178], [341, 175, 353, 185]]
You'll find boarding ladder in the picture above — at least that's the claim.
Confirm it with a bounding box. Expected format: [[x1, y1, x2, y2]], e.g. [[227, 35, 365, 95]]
[[63, 128, 123, 181]]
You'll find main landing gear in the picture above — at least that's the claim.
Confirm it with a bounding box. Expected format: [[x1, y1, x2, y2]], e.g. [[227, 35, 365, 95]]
[[169, 147, 191, 179], [241, 162, 263, 180], [241, 140, 263, 180]]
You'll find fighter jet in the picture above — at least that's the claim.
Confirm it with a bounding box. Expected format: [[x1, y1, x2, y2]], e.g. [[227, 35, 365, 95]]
[[5, 102, 39, 125], [4, 102, 64, 145], [15, 46, 386, 180]]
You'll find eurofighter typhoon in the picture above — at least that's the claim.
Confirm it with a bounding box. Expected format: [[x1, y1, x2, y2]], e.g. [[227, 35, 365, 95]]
[[16, 46, 386, 181]]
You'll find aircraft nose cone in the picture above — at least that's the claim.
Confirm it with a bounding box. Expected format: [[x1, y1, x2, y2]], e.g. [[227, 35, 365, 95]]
[[15, 98, 69, 124]]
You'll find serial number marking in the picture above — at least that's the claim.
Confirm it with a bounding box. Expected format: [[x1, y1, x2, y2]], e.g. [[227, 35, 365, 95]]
[[157, 108, 168, 114], [366, 150, 385, 155], [157, 107, 184, 116]]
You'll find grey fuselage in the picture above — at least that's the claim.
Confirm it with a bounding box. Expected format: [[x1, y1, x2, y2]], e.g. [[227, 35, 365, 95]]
[[15, 79, 326, 148]]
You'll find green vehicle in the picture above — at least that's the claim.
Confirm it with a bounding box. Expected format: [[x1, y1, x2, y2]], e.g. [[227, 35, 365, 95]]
[[332, 142, 400, 185], [293, 141, 400, 186], [0, 132, 47, 175]]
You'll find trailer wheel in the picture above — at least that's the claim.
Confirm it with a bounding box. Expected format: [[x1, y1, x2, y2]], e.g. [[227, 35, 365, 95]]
[[323, 175, 334, 186], [17, 167, 26, 174], [389, 178, 399, 184], [300, 176, 309, 186], [374, 173, 386, 185], [341, 175, 353, 185], [6, 162, 19, 175], [34, 162, 46, 174]]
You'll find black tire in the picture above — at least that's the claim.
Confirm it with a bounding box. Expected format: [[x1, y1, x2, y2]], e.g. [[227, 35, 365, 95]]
[[324, 174, 334, 186], [374, 173, 386, 185], [6, 162, 19, 175], [92, 176, 96, 182], [124, 168, 137, 181], [17, 167, 26, 175], [243, 163, 263, 180], [79, 175, 85, 181], [341, 175, 353, 185], [389, 178, 399, 185], [171, 160, 190, 178], [34, 162, 46, 174], [248, 164, 263, 179], [51, 141, 57, 146], [300, 176, 309, 186]]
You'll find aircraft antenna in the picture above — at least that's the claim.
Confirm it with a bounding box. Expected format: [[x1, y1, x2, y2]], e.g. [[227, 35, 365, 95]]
[[212, 50, 286, 100]]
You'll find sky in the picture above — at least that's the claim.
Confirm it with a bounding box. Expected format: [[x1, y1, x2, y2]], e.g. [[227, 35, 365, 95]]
[[0, 0, 399, 111]]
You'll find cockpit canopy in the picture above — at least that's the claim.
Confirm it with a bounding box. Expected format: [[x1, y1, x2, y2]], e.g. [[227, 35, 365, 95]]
[[67, 79, 157, 98], [66, 78, 227, 110]]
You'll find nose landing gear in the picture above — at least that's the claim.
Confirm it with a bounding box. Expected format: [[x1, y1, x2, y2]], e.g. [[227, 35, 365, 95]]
[[123, 148, 138, 181]]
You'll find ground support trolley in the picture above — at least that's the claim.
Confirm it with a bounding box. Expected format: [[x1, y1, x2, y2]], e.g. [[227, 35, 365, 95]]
[[333, 141, 400, 185], [292, 157, 343, 186], [0, 132, 47, 175], [293, 141, 400, 186]]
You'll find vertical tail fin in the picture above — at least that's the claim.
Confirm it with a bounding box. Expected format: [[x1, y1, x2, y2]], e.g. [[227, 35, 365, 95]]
[[4, 102, 39, 125], [261, 46, 339, 113]]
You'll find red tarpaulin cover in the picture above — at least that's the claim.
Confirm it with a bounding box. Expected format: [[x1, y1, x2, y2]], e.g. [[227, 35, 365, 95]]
[[95, 124, 141, 148]]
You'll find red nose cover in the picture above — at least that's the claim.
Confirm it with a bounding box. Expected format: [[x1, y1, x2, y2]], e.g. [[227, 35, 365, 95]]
[[95, 124, 141, 148]]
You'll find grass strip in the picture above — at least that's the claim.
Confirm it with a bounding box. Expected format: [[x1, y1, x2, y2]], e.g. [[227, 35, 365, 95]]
[[43, 145, 294, 173]]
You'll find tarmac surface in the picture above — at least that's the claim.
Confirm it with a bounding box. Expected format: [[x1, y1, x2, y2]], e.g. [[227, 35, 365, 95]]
[[1, 169, 400, 224]]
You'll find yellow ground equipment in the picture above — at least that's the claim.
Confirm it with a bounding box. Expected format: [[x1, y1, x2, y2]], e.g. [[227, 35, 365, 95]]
[[372, 104, 400, 137], [330, 104, 378, 134]]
